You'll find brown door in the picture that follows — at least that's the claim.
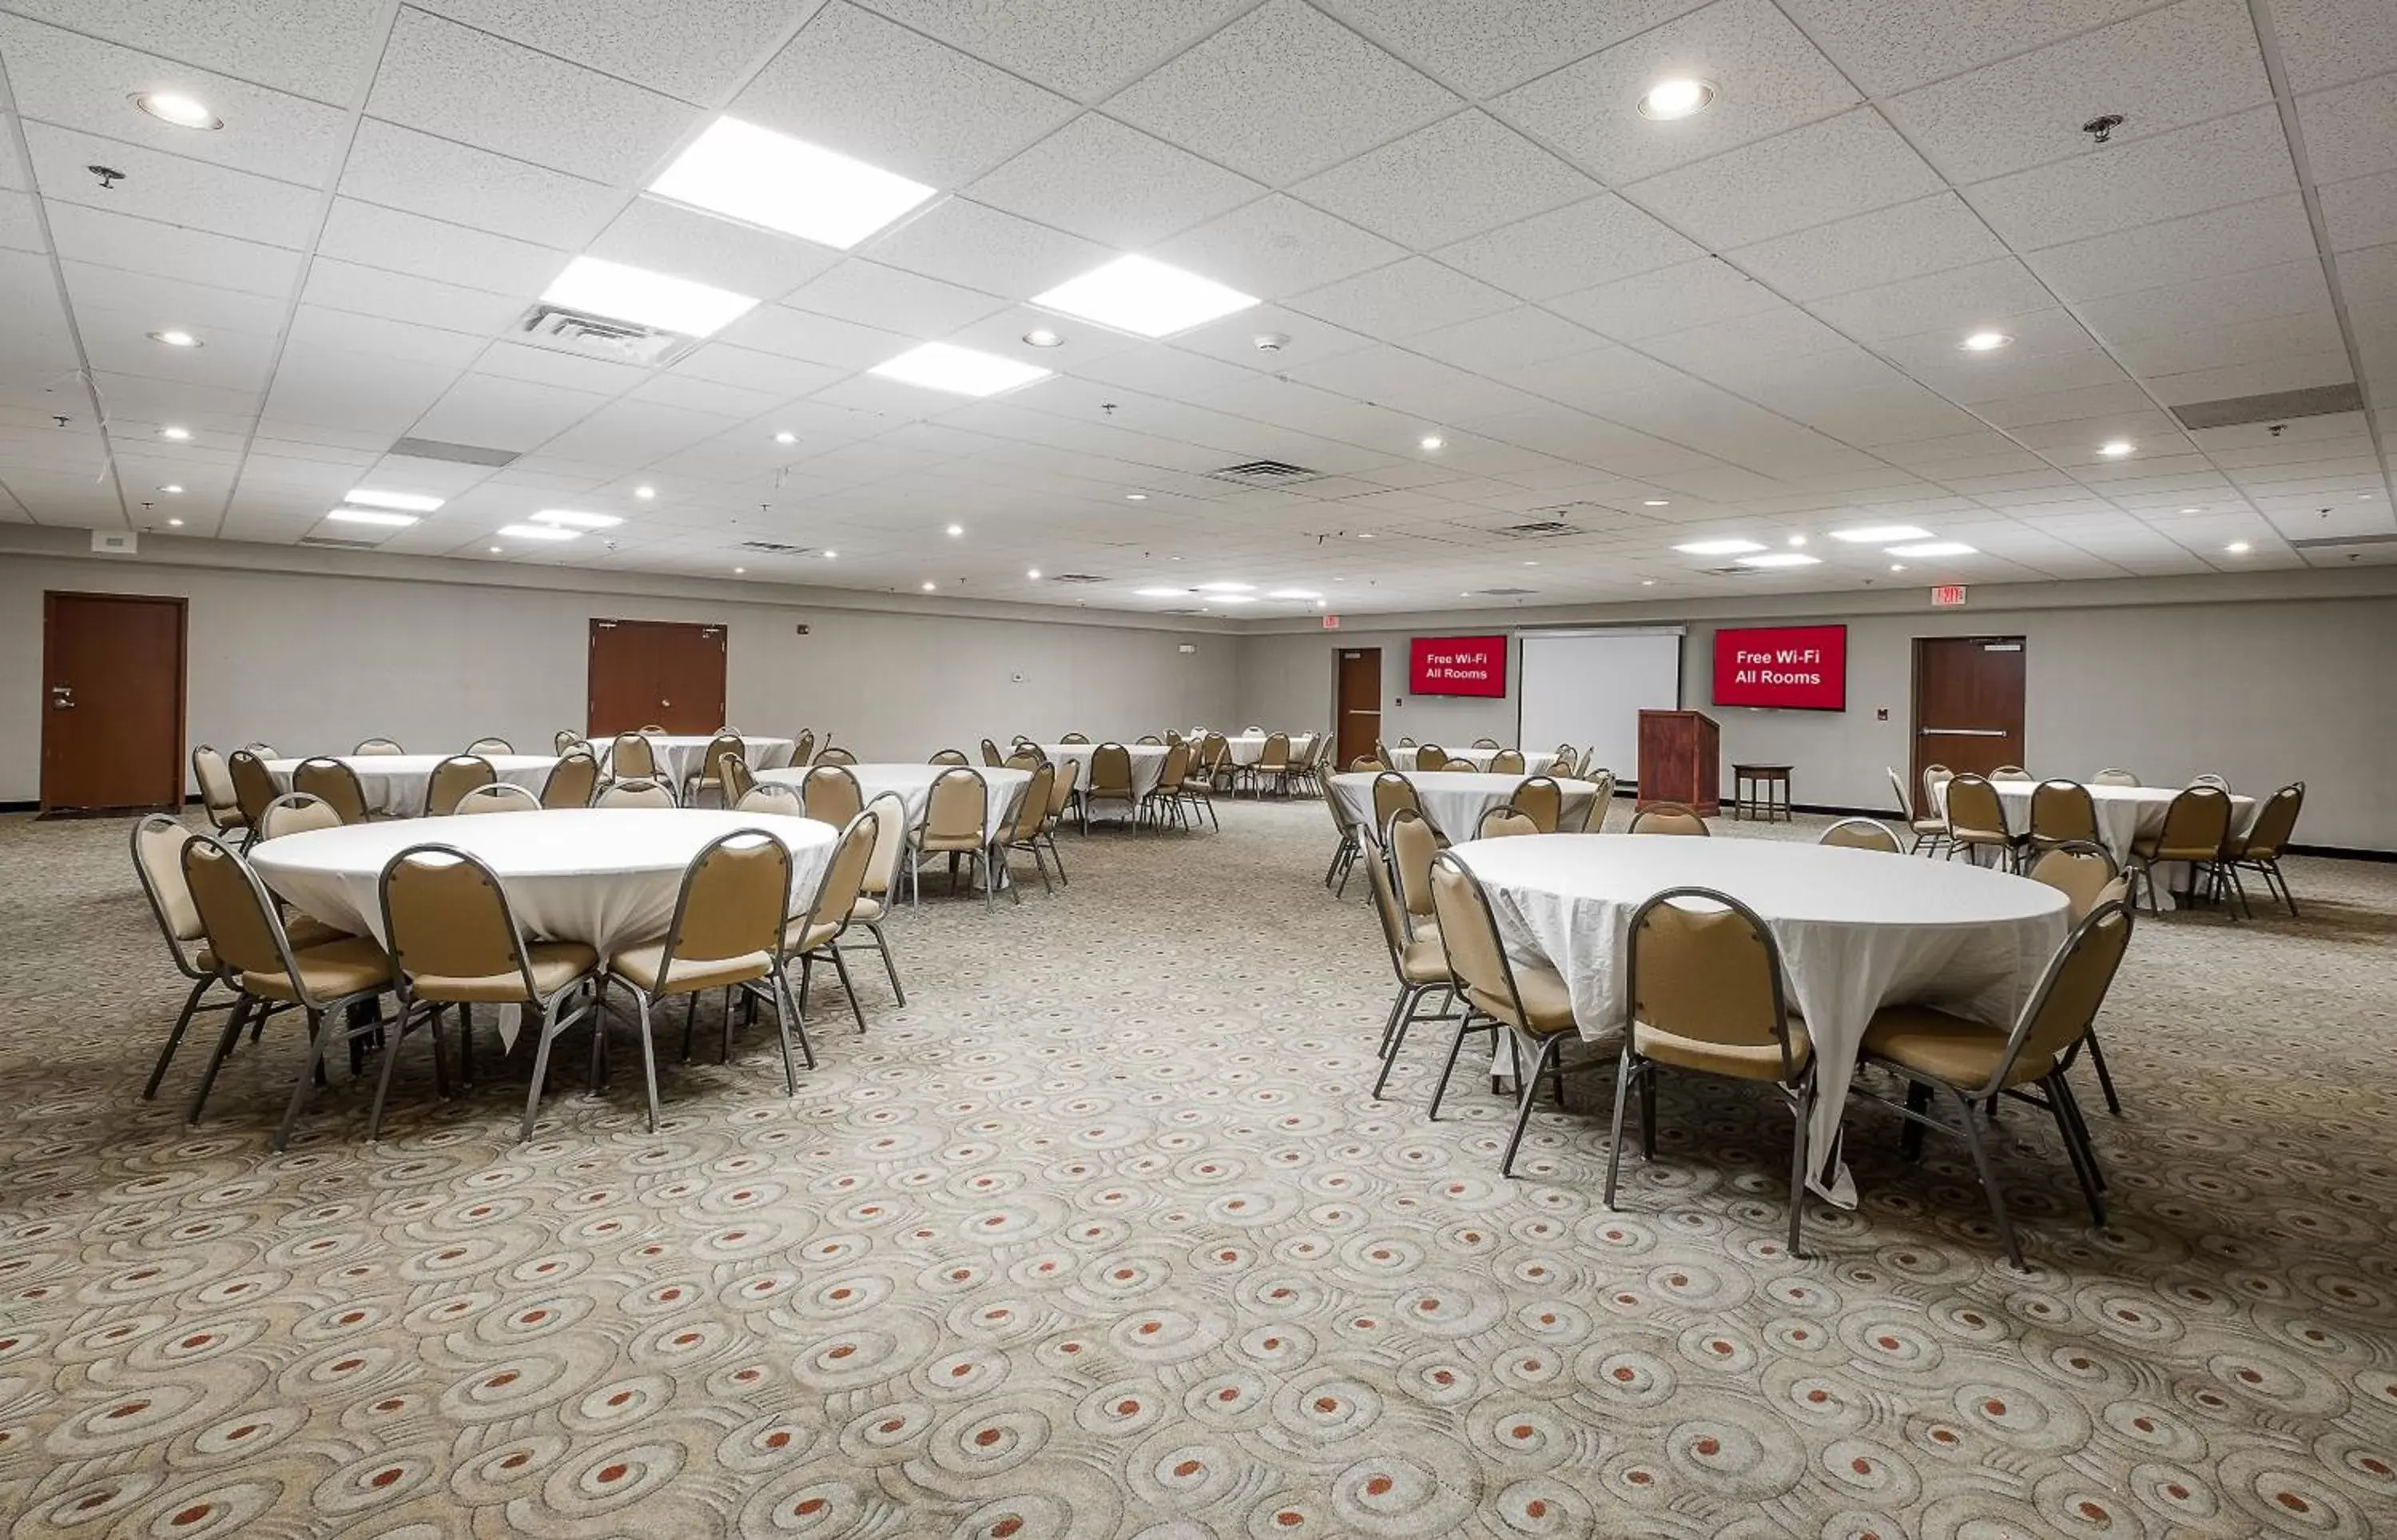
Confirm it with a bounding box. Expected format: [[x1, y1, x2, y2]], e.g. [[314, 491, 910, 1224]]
[[1912, 636, 2026, 790], [41, 591, 187, 813], [588, 619, 726, 736], [1334, 647, 1381, 768]]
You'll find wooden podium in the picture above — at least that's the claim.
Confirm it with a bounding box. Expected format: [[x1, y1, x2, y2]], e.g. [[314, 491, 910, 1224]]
[[1636, 709, 1719, 815]]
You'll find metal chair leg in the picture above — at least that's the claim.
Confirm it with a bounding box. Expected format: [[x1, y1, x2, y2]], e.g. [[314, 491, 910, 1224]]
[[1427, 1015, 1477, 1121], [1604, 1048, 1637, 1206], [772, 971, 803, 1093], [2042, 1074, 2106, 1228], [145, 975, 217, 1098], [1785, 1078, 1814, 1257], [827, 947, 868, 1033], [185, 995, 256, 1125], [1951, 1087, 2023, 1269], [1500, 1034, 1561, 1176], [520, 1000, 562, 1141], [272, 1008, 336, 1153], [2082, 1027, 2122, 1114], [866, 922, 904, 1005], [634, 994, 665, 1133]]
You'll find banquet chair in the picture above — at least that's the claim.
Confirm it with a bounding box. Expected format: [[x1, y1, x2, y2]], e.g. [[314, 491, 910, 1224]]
[[228, 749, 280, 850], [1427, 851, 1593, 1175], [1177, 743, 1222, 831], [716, 752, 758, 808], [1060, 732, 1091, 744], [803, 764, 865, 828], [424, 756, 496, 817], [1285, 736, 1322, 797], [1242, 732, 1292, 798], [466, 737, 513, 756], [1553, 744, 1577, 769], [354, 738, 405, 756], [2128, 784, 2235, 915], [192, 746, 247, 835], [1414, 744, 1450, 772], [639, 724, 666, 734], [1471, 738, 1501, 750], [1385, 810, 1441, 946], [610, 732, 658, 784], [1371, 771, 1422, 837], [1886, 766, 1948, 856], [257, 792, 343, 843], [2192, 772, 2232, 792], [377, 843, 598, 1142], [241, 742, 280, 760], [554, 729, 581, 755], [1629, 803, 1707, 836], [1397, 738, 1417, 748], [455, 783, 541, 816], [1941, 776, 2023, 869], [1365, 832, 1457, 1099], [839, 792, 909, 1002], [2026, 841, 2129, 1113], [1142, 743, 1191, 828], [1855, 900, 2134, 1268], [928, 748, 970, 766], [2027, 779, 2100, 855], [180, 836, 394, 1149], [2219, 781, 2305, 917], [1476, 809, 1540, 839], [1084, 744, 1138, 830], [1489, 748, 1527, 775], [540, 750, 600, 809], [789, 731, 816, 768], [1580, 771, 1616, 832], [1322, 776, 1364, 895], [1608, 887, 1814, 1254], [1004, 749, 1043, 772], [774, 809, 884, 1042], [1819, 818, 1902, 852], [735, 784, 803, 816], [717, 724, 742, 735], [1006, 764, 1059, 895], [605, 831, 804, 1130], [815, 745, 858, 766], [1990, 765, 2033, 782], [683, 733, 745, 807], [1350, 755, 1385, 772], [917, 768, 999, 908], [1508, 776, 1564, 834], [594, 777, 676, 810], [1243, 724, 1265, 734], [2092, 768, 2140, 787], [982, 738, 1005, 766], [1037, 760, 1076, 881], [1922, 764, 1956, 825], [293, 756, 371, 825]]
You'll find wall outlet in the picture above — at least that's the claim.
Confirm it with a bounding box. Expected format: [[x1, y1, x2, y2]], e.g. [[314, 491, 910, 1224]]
[[1875, 706, 1889, 721]]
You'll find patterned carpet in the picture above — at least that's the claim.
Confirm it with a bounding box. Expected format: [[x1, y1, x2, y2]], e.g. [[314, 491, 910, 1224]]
[[2, 798, 2395, 1538]]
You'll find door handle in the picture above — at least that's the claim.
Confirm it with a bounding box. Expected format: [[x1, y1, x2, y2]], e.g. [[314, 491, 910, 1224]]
[[1920, 727, 2005, 736], [50, 685, 74, 710]]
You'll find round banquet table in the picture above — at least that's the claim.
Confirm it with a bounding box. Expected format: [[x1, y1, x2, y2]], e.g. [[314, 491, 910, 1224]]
[[602, 734, 796, 784], [1035, 743, 1171, 810], [1453, 833, 2070, 1205], [756, 763, 1032, 843], [1401, 747, 1561, 775], [1222, 732, 1315, 767], [1332, 770, 1603, 841], [249, 809, 839, 1047], [265, 754, 558, 819], [1932, 780, 2255, 908]]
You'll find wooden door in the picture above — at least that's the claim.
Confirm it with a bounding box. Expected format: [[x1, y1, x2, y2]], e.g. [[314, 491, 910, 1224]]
[[588, 619, 725, 736], [1334, 647, 1381, 768], [41, 591, 187, 813], [1912, 636, 2026, 790]]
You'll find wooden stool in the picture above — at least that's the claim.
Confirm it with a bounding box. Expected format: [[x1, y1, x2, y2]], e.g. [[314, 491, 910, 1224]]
[[1732, 763, 1792, 822]]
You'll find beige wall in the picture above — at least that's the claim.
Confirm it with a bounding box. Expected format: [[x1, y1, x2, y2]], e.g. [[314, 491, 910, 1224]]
[[1238, 576, 2397, 851], [2, 535, 1236, 800]]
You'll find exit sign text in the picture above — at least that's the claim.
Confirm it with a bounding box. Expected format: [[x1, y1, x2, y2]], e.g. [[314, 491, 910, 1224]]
[[1930, 585, 1968, 608]]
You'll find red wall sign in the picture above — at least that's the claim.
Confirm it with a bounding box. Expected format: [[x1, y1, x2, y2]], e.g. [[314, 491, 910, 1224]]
[[1409, 633, 1508, 697], [1712, 624, 1847, 711]]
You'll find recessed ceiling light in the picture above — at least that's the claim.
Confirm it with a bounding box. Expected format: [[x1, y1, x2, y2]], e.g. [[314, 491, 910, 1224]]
[[160, 484, 184, 494], [1266, 588, 1321, 600], [1032, 254, 1258, 338], [1638, 77, 1715, 120], [2359, 492, 2375, 499], [2225, 541, 2252, 554], [1960, 331, 2011, 351], [132, 91, 221, 130], [1356, 532, 1374, 539], [1737, 552, 1822, 569], [1023, 328, 1063, 347], [531, 509, 622, 529], [869, 341, 1051, 397], [647, 116, 934, 249], [1787, 534, 1807, 546], [165, 516, 185, 527], [823, 550, 837, 559], [1522, 560, 1538, 566], [497, 522, 578, 541], [634, 485, 656, 499], [1419, 435, 1445, 450], [1027, 568, 1042, 579], [542, 256, 757, 337], [1211, 594, 1257, 605], [1135, 586, 1187, 597], [346, 488, 443, 512], [160, 426, 191, 441], [2098, 440, 2135, 457], [733, 566, 746, 574], [946, 523, 964, 537], [1126, 493, 1147, 501], [920, 581, 937, 592], [325, 507, 418, 527], [1643, 498, 1670, 506], [1315, 598, 1329, 609], [149, 329, 201, 348], [490, 546, 502, 554], [1640, 578, 1656, 586], [773, 431, 797, 444], [1198, 581, 1254, 593], [1890, 563, 1907, 572], [1673, 538, 1766, 555], [1886, 541, 1977, 557], [1830, 525, 1932, 542]]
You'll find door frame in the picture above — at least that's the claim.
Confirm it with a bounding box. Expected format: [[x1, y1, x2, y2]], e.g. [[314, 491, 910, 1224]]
[[1909, 633, 2027, 795], [1332, 645, 1382, 769], [41, 589, 189, 814]]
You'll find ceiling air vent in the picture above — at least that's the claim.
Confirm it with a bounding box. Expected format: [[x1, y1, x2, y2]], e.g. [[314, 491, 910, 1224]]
[[388, 435, 519, 468], [1049, 573, 1107, 583], [737, 539, 813, 554], [516, 302, 700, 368], [1205, 458, 1326, 486], [2170, 383, 2363, 431], [1478, 586, 1538, 596], [1701, 565, 1763, 577], [1497, 519, 1580, 538], [298, 534, 384, 550], [2290, 532, 2397, 550]]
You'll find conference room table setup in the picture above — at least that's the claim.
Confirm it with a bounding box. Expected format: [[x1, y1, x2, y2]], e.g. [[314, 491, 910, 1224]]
[[264, 752, 559, 818], [1221, 731, 1315, 767], [1035, 740, 1171, 818], [602, 732, 797, 784], [1396, 744, 1566, 775], [1334, 768, 1605, 843], [756, 761, 1032, 843], [1930, 773, 2257, 904]]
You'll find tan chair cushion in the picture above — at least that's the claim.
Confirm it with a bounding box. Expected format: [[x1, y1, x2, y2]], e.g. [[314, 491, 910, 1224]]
[[1636, 1017, 1811, 1080], [408, 942, 598, 1003], [239, 936, 391, 1003], [852, 896, 884, 923], [1397, 932, 1448, 986], [917, 831, 984, 854], [609, 943, 773, 994], [1468, 961, 1576, 1036], [1862, 1004, 2049, 1090], [782, 917, 841, 954], [285, 915, 354, 950]]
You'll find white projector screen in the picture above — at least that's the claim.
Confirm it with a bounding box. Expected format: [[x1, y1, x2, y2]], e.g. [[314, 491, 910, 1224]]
[[1517, 628, 1684, 786]]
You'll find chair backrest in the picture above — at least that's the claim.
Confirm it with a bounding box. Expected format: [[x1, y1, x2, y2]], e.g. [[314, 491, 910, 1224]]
[[1580, 770, 1616, 829], [1819, 817, 1902, 852], [353, 737, 404, 756], [2153, 784, 2233, 859], [928, 748, 970, 766], [1396, 738, 1416, 748], [798, 809, 880, 939], [789, 730, 816, 767], [240, 741, 279, 759], [1371, 771, 1421, 832], [1156, 741, 1191, 792], [1004, 750, 1043, 772], [541, 750, 600, 809], [466, 736, 513, 755], [1508, 776, 1562, 833], [2092, 768, 2139, 787], [1471, 737, 1501, 750], [1922, 764, 1955, 813], [1060, 732, 1090, 744], [1259, 732, 1290, 768], [1385, 808, 1439, 924], [924, 767, 988, 843], [554, 729, 582, 755], [1011, 764, 1055, 842], [1489, 748, 1525, 774], [700, 733, 745, 783], [1994, 900, 2135, 1089], [1045, 757, 1079, 820], [2028, 779, 2098, 844], [1884, 766, 1917, 822], [1943, 775, 2009, 839], [1627, 887, 1795, 1077], [292, 756, 369, 824], [1629, 802, 1707, 836], [1350, 754, 1385, 772], [258, 792, 342, 843], [639, 724, 665, 734], [424, 755, 495, 816], [192, 745, 242, 827], [455, 782, 541, 816], [802, 764, 865, 827], [2191, 772, 2231, 792], [662, 832, 791, 967], [594, 777, 676, 809], [1476, 808, 1540, 839], [735, 784, 804, 816], [982, 738, 1005, 766], [228, 748, 279, 828], [1552, 744, 1576, 767], [1989, 764, 2033, 783], [718, 752, 758, 805], [1136, 734, 1163, 746], [1361, 828, 1418, 979], [181, 835, 296, 982], [611, 732, 658, 780], [861, 792, 909, 898], [379, 844, 535, 999], [815, 745, 858, 766], [131, 814, 205, 968], [2240, 781, 2304, 859], [1414, 744, 1449, 772], [1428, 851, 1545, 1033], [2028, 840, 2118, 920], [1090, 744, 1134, 796]]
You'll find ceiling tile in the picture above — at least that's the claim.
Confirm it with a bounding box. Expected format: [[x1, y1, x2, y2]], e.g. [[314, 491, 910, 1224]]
[[405, 371, 610, 451], [2321, 169, 2397, 253], [1290, 109, 1597, 248], [366, 7, 695, 185], [340, 117, 623, 248], [2076, 258, 2333, 343], [1405, 306, 1608, 374], [1434, 193, 1703, 303], [1731, 192, 2008, 301], [2338, 240, 2397, 308], [1492, 345, 1695, 411], [2297, 72, 2397, 185], [472, 339, 647, 395], [45, 203, 305, 299], [284, 304, 489, 371], [862, 198, 1107, 300], [1494, 0, 1858, 185], [588, 196, 840, 300], [670, 342, 845, 398], [1287, 256, 1515, 338], [414, 0, 801, 101], [2022, 192, 2318, 300], [1775, 0, 2153, 96], [62, 261, 288, 335], [786, 259, 1008, 337], [968, 113, 1265, 247], [1146, 196, 1401, 307], [1633, 109, 1944, 249], [1966, 106, 2296, 252], [20, 122, 320, 249], [1644, 304, 1853, 375], [316, 198, 570, 296], [2110, 309, 2347, 376], [1805, 257, 2057, 342], [716, 303, 909, 368], [0, 0, 389, 101], [852, 0, 1246, 101], [730, 1, 1077, 187], [1174, 303, 1378, 370], [2268, 0, 2397, 93], [262, 342, 465, 436], [1107, 0, 1460, 185], [1546, 257, 1784, 339], [0, 188, 40, 256], [1316, 0, 1709, 97]]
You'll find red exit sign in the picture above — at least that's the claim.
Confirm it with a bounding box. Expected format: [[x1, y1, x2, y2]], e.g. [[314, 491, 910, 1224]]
[[1321, 614, 1340, 629], [1930, 585, 1968, 608]]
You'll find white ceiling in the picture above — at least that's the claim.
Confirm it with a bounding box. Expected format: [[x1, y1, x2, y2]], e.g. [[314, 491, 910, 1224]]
[[1, 0, 2391, 618]]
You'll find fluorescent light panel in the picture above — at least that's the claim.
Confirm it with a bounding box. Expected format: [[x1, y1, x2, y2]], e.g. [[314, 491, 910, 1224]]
[[1032, 255, 1258, 338], [869, 342, 1050, 397], [541, 256, 757, 337], [649, 117, 934, 249], [1737, 552, 1822, 568], [346, 488, 443, 512], [496, 523, 579, 542], [1134, 586, 1187, 597], [1196, 581, 1254, 593], [1885, 541, 1977, 558], [324, 507, 417, 527], [1266, 589, 1322, 600], [531, 509, 622, 529], [1673, 538, 1766, 555], [1829, 525, 1931, 543]]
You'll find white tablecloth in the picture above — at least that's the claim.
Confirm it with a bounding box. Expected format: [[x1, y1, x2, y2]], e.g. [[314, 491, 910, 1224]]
[[1223, 733, 1315, 767], [757, 764, 1032, 843], [250, 809, 840, 1047], [265, 755, 558, 819], [1397, 747, 1560, 775], [602, 735, 796, 784], [1932, 780, 2255, 907], [1036, 744, 1171, 808], [1454, 833, 2069, 1204], [1331, 770, 1600, 842]]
